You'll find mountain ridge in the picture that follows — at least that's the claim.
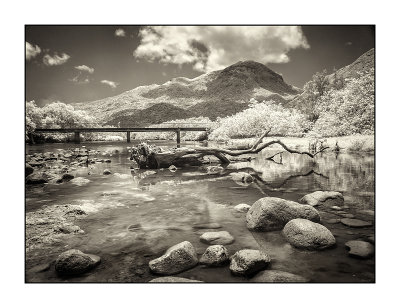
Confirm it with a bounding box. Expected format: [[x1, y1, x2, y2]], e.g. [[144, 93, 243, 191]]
[[72, 60, 301, 125], [73, 49, 374, 126]]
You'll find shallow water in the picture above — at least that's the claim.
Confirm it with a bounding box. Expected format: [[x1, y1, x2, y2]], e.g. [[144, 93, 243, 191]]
[[25, 141, 375, 283]]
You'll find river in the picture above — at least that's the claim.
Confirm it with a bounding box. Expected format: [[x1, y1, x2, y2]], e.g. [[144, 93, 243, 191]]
[[25, 141, 375, 282]]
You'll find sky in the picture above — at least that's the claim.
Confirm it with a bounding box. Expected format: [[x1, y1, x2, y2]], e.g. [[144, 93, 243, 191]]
[[25, 25, 375, 106]]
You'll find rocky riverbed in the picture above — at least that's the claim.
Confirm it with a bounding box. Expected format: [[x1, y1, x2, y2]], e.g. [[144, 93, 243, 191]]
[[25, 141, 375, 282]]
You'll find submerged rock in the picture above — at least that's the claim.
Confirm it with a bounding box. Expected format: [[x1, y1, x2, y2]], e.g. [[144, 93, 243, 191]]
[[70, 177, 91, 186], [55, 249, 101, 275], [230, 249, 271, 276], [339, 213, 355, 219], [27, 263, 51, 274], [26, 172, 48, 185], [246, 197, 320, 231], [283, 218, 336, 250], [149, 277, 202, 282], [340, 218, 372, 228], [230, 172, 254, 183], [205, 165, 224, 174], [199, 245, 229, 266], [234, 203, 251, 213], [168, 165, 177, 172], [326, 218, 341, 224], [149, 241, 198, 275], [299, 191, 344, 207], [103, 169, 112, 175], [26, 164, 34, 176], [56, 173, 75, 183], [200, 231, 235, 245], [345, 240, 374, 258], [55, 224, 84, 234], [250, 270, 309, 283], [193, 222, 222, 230]]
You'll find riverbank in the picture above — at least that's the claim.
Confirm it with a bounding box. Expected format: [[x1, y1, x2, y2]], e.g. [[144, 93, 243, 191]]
[[224, 135, 374, 153]]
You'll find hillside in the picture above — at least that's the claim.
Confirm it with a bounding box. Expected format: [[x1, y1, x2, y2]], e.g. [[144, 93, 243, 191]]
[[329, 48, 374, 81], [288, 48, 374, 109], [73, 61, 300, 125]]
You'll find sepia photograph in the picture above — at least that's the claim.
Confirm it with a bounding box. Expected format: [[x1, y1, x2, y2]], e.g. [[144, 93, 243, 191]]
[[25, 25, 375, 283]]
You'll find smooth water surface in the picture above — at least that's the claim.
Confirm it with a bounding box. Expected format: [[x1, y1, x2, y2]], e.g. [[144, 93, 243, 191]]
[[25, 141, 375, 282]]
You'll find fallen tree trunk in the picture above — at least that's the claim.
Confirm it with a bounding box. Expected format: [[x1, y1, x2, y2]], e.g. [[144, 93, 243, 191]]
[[130, 130, 329, 169]]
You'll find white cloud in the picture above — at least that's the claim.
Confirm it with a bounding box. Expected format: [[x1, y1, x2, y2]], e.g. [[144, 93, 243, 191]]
[[26, 42, 41, 60], [69, 72, 90, 84], [101, 80, 119, 89], [115, 28, 126, 37], [43, 52, 70, 66], [133, 26, 309, 72], [75, 64, 94, 74]]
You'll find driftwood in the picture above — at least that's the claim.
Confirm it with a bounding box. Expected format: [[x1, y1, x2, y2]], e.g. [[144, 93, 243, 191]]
[[130, 130, 329, 169]]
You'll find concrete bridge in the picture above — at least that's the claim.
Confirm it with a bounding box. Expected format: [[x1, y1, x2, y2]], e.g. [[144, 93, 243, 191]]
[[34, 127, 209, 147]]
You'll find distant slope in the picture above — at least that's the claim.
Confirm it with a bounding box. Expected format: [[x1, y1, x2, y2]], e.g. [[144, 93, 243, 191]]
[[329, 48, 374, 81], [288, 48, 374, 109], [73, 60, 301, 125]]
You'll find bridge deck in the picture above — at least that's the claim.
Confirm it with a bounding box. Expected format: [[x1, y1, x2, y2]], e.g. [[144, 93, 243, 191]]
[[34, 127, 208, 146], [35, 127, 208, 133]]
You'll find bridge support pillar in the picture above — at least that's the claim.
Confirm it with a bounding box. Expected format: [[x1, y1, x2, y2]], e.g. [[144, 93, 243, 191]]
[[127, 131, 131, 143], [176, 129, 181, 148], [74, 131, 81, 144]]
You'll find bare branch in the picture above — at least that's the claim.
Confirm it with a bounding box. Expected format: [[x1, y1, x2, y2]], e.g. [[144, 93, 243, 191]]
[[251, 129, 271, 150]]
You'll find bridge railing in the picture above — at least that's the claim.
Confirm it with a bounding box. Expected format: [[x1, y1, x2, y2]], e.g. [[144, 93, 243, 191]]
[[33, 124, 210, 147]]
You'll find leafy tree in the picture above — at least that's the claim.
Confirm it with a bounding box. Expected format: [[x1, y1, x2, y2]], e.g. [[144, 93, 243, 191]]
[[309, 69, 374, 137], [301, 69, 330, 122]]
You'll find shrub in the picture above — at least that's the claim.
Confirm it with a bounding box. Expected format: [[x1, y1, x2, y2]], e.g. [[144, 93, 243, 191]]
[[208, 100, 311, 141]]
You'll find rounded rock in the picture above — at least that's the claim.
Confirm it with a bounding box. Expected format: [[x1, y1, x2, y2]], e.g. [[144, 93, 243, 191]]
[[55, 249, 101, 275], [149, 241, 198, 275], [340, 218, 372, 228], [246, 197, 320, 231], [283, 218, 336, 250], [299, 191, 344, 207], [200, 231, 235, 245], [230, 249, 271, 276], [345, 240, 374, 259], [199, 245, 229, 266], [234, 203, 251, 213], [250, 270, 309, 282], [149, 277, 202, 282]]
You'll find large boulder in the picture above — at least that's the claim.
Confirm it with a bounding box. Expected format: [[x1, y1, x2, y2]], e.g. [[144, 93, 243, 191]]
[[200, 231, 235, 245], [299, 191, 344, 207], [26, 172, 48, 185], [199, 245, 229, 266], [250, 270, 309, 283], [149, 277, 202, 282], [345, 240, 374, 259], [149, 241, 198, 275], [55, 249, 101, 275], [283, 218, 336, 250], [229, 249, 271, 276], [246, 197, 320, 231]]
